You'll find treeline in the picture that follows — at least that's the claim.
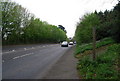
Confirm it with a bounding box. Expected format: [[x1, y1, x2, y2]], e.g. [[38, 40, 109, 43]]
[[75, 1, 120, 45], [75, 13, 99, 44], [2, 1, 67, 45]]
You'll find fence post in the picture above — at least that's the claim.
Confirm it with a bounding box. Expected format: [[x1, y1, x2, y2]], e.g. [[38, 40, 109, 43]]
[[93, 27, 96, 61]]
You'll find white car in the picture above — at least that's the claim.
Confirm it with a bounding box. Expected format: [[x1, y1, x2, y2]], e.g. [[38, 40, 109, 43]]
[[69, 42, 74, 45], [61, 41, 68, 47]]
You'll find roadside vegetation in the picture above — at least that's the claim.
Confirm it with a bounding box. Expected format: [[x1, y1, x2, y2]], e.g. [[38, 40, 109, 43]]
[[2, 1, 67, 45], [75, 37, 115, 56], [74, 1, 120, 79], [77, 44, 119, 79]]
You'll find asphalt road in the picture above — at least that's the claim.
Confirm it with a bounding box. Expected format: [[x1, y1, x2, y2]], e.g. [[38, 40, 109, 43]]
[[2, 44, 74, 79]]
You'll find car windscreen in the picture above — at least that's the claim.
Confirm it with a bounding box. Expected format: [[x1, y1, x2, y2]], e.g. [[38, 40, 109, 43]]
[[62, 42, 67, 44]]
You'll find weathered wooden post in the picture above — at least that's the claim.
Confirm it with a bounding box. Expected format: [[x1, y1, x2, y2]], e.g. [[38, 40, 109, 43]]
[[93, 27, 96, 61]]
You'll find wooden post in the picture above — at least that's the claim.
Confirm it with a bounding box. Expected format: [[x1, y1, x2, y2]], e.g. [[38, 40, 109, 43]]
[[93, 27, 96, 61]]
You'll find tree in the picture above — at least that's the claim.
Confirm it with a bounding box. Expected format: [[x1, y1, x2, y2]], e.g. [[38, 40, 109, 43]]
[[95, 1, 120, 42], [110, 1, 120, 42], [75, 13, 100, 45], [58, 25, 67, 33], [2, 1, 67, 45]]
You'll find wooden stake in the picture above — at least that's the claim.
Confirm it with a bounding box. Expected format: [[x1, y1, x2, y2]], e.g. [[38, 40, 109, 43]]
[[93, 27, 96, 61]]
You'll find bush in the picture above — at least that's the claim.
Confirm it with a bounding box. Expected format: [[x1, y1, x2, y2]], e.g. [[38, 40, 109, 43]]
[[77, 44, 120, 79]]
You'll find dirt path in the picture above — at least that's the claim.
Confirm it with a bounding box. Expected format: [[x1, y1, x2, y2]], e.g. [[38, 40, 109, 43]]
[[43, 46, 79, 79]]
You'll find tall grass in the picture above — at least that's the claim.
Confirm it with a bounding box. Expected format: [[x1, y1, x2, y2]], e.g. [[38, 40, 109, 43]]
[[77, 44, 119, 79]]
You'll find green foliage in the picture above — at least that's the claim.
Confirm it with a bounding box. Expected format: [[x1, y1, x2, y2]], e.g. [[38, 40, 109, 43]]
[[75, 13, 100, 45], [96, 37, 115, 48], [110, 1, 120, 43], [2, 1, 67, 45], [77, 44, 120, 79], [75, 43, 92, 55], [75, 37, 115, 55], [75, 1, 120, 45], [95, 1, 120, 42], [74, 1, 120, 79]]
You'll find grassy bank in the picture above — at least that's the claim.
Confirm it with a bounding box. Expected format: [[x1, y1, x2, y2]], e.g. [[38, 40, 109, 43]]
[[75, 38, 119, 79], [75, 37, 115, 57]]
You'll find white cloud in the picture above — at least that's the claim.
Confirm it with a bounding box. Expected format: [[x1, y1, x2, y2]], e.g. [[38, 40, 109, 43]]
[[12, 0, 118, 37]]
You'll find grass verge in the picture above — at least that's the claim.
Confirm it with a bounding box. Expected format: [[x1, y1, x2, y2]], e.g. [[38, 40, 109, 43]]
[[75, 40, 120, 79], [75, 37, 115, 57]]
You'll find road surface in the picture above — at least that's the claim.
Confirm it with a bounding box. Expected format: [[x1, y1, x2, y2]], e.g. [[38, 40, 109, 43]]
[[2, 44, 74, 79], [43, 46, 79, 79]]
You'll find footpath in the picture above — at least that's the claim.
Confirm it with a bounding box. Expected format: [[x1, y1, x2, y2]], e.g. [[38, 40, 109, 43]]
[[43, 46, 79, 79]]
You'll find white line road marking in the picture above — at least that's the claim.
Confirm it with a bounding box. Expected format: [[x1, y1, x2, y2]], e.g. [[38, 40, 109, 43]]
[[3, 44, 56, 54], [3, 50, 16, 54], [25, 47, 35, 50], [12, 53, 34, 60], [24, 48, 27, 50], [3, 47, 35, 54], [32, 47, 35, 49]]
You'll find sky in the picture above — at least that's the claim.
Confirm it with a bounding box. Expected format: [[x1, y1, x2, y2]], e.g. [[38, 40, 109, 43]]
[[12, 0, 118, 38]]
